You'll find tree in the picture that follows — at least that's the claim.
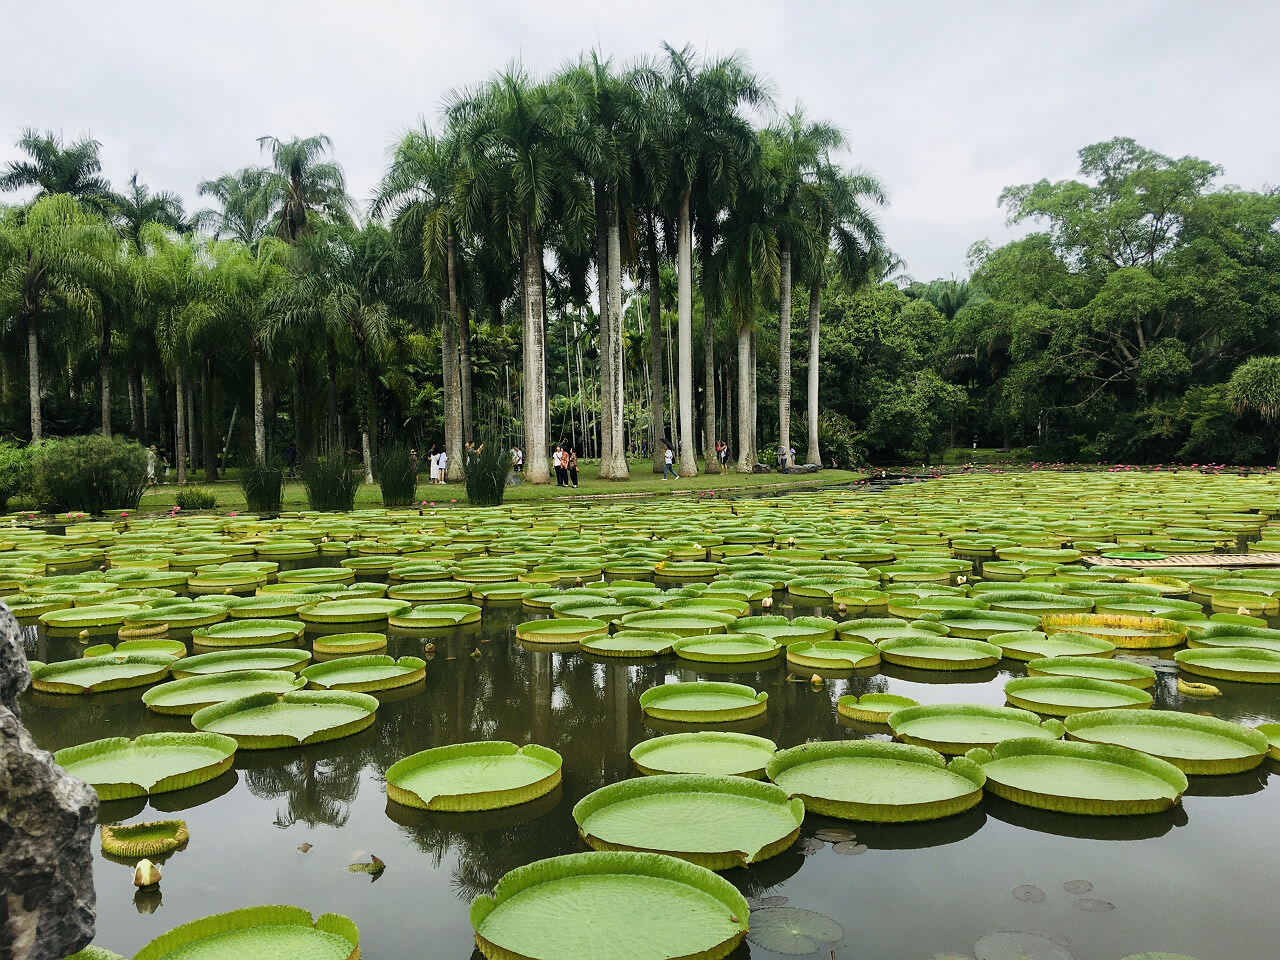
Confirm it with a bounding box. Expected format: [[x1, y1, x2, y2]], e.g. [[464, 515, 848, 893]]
[[0, 129, 114, 215], [112, 173, 189, 252], [448, 68, 594, 484], [0, 196, 113, 441], [257, 135, 352, 243], [1227, 356, 1280, 465], [196, 167, 277, 248]]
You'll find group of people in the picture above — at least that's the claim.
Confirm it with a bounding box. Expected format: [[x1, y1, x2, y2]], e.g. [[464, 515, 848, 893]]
[[418, 445, 449, 483], [553, 444, 578, 487]]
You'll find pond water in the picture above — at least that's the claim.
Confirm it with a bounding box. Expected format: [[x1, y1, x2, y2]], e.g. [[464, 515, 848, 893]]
[[12, 481, 1280, 960]]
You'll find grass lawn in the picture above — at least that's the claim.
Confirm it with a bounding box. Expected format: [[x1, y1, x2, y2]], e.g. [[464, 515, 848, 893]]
[[139, 459, 866, 512]]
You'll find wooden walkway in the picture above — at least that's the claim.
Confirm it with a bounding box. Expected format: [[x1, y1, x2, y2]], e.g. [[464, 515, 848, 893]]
[[1084, 553, 1280, 569]]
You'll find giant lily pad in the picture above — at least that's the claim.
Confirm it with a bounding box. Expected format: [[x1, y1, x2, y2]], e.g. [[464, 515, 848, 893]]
[[190, 618, 305, 647], [516, 617, 610, 644], [836, 618, 948, 643], [673, 634, 781, 664], [170, 647, 311, 678], [387, 581, 473, 603], [785, 640, 880, 671], [920, 610, 1042, 640], [640, 681, 768, 723], [191, 690, 379, 748], [836, 693, 919, 725], [301, 655, 426, 692], [580, 630, 679, 658], [311, 632, 387, 656], [296, 598, 412, 624], [889, 703, 1065, 755], [1027, 655, 1155, 688], [470, 852, 747, 960], [995, 630, 1116, 661], [1065, 709, 1269, 775], [1257, 722, 1280, 761], [966, 738, 1187, 815], [132, 905, 359, 960], [123, 603, 229, 630], [1005, 676, 1153, 716], [619, 609, 737, 636], [630, 732, 777, 778], [765, 740, 985, 822], [728, 615, 838, 644], [879, 635, 1001, 671], [1042, 613, 1186, 649], [573, 774, 804, 869], [100, 819, 189, 858], [973, 930, 1075, 960], [386, 741, 562, 811], [1174, 647, 1280, 683], [29, 654, 172, 694], [39, 603, 143, 631], [83, 638, 187, 660], [143, 671, 307, 714], [388, 603, 482, 629], [54, 732, 237, 800]]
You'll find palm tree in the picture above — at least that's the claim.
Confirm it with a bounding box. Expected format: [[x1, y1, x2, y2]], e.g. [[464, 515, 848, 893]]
[[762, 108, 844, 468], [448, 67, 594, 484], [112, 174, 189, 252], [373, 125, 467, 481], [0, 195, 113, 441], [196, 167, 277, 247], [662, 44, 771, 476], [797, 161, 887, 465], [257, 135, 352, 243], [0, 129, 114, 215]]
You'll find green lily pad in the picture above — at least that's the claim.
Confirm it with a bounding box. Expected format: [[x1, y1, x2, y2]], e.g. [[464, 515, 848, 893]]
[[619, 609, 737, 636], [889, 703, 1065, 755], [879, 635, 1002, 671], [673, 634, 781, 664], [386, 741, 563, 811], [836, 693, 920, 725], [995, 630, 1117, 661], [301, 655, 426, 692], [785, 640, 880, 671], [640, 681, 768, 724], [296, 598, 412, 624], [191, 690, 379, 748], [170, 647, 311, 678], [388, 603, 482, 629], [311, 632, 387, 655], [746, 907, 844, 956], [573, 774, 804, 869], [1005, 676, 1153, 716], [143, 670, 307, 714], [100, 819, 189, 858], [630, 732, 777, 778], [470, 852, 748, 960], [386, 581, 473, 603], [54, 732, 237, 800], [1042, 613, 1186, 649], [123, 603, 230, 630], [39, 603, 144, 630], [516, 617, 610, 644], [766, 740, 985, 822], [728, 615, 838, 645], [1064, 708, 1269, 774], [1174, 647, 1280, 683], [920, 610, 1043, 639], [1257, 722, 1280, 761], [1027, 655, 1155, 688], [131, 905, 359, 960], [83, 638, 187, 660], [190, 618, 305, 647], [29, 654, 172, 694], [836, 618, 949, 643], [966, 738, 1187, 815], [580, 630, 679, 658]]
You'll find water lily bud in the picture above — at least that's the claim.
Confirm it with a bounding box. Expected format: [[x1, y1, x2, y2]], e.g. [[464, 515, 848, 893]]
[[134, 859, 161, 887], [761, 597, 773, 609], [836, 603, 847, 614], [1238, 606, 1250, 616], [809, 674, 823, 688]]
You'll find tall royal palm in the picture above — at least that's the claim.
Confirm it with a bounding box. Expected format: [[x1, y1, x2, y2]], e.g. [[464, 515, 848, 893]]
[[448, 68, 594, 484], [112, 173, 189, 252], [196, 167, 277, 248], [762, 109, 843, 468], [258, 135, 353, 243], [663, 44, 771, 476], [0, 129, 114, 215], [797, 162, 887, 465]]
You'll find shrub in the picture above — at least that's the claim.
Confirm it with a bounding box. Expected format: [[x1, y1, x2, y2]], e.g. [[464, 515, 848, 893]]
[[464, 441, 513, 507], [299, 453, 361, 511], [240, 460, 285, 513], [175, 486, 218, 510], [0, 442, 32, 511], [31, 435, 149, 514], [375, 445, 417, 507]]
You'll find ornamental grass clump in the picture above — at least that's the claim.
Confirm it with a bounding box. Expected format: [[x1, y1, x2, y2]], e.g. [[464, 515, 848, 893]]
[[31, 435, 148, 514], [375, 444, 417, 507], [174, 486, 217, 510], [299, 453, 361, 511], [464, 441, 513, 507], [0, 441, 32, 510], [239, 459, 285, 512]]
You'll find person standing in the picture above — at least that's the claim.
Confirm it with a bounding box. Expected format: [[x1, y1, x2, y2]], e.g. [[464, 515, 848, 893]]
[[663, 443, 678, 480], [436, 447, 448, 483], [511, 446, 523, 472], [567, 447, 579, 488], [552, 445, 563, 486], [428, 444, 440, 484]]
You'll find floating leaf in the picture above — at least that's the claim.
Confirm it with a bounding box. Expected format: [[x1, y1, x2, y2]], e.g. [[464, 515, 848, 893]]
[[745, 906, 844, 956], [814, 827, 856, 843], [1012, 884, 1046, 903], [101, 820, 189, 858], [1072, 898, 1115, 912], [298, 842, 313, 854], [973, 930, 1075, 960], [347, 854, 385, 879], [386, 741, 562, 812], [832, 841, 868, 855], [1062, 880, 1093, 894], [796, 837, 825, 855], [131, 905, 359, 959]]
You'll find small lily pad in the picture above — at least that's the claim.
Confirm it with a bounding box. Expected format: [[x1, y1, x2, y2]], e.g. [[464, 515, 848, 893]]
[[796, 837, 824, 855], [1073, 898, 1115, 912], [832, 841, 867, 855], [745, 906, 844, 956], [1062, 880, 1093, 894], [1013, 884, 1046, 903], [974, 930, 1075, 960], [814, 827, 855, 843]]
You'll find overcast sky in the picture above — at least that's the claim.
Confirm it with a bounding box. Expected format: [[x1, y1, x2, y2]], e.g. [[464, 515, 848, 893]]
[[3, 0, 1276, 280]]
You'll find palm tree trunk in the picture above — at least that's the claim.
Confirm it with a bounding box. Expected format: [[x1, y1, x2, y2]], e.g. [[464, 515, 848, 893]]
[[777, 240, 791, 467], [600, 194, 628, 479], [186, 380, 197, 474], [361, 420, 374, 485], [676, 191, 697, 477], [700, 231, 720, 474], [26, 317, 41, 443], [444, 233, 465, 482], [749, 330, 758, 466], [648, 226, 665, 474], [202, 364, 218, 482], [459, 301, 474, 444], [100, 314, 112, 438], [174, 364, 187, 485], [736, 325, 752, 472], [253, 343, 267, 463], [326, 346, 340, 452], [139, 370, 149, 439], [805, 276, 822, 466], [128, 368, 143, 437], [522, 220, 551, 483], [595, 183, 613, 469]]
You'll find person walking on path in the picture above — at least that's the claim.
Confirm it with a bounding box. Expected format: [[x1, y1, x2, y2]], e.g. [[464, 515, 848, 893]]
[[663, 443, 679, 480], [567, 447, 579, 488]]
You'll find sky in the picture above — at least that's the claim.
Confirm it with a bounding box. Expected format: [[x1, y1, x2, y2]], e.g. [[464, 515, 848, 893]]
[[3, 0, 1277, 280]]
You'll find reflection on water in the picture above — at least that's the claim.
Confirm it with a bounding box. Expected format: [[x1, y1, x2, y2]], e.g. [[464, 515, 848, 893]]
[[16, 595, 1280, 960]]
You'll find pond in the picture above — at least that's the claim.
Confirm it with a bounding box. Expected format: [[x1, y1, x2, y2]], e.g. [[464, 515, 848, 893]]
[[11, 475, 1280, 960]]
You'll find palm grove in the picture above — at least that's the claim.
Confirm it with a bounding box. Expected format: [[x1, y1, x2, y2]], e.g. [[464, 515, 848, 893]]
[[4, 49, 1280, 493]]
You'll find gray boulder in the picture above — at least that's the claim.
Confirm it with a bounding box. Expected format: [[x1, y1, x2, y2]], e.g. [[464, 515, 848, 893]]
[[1, 604, 99, 960]]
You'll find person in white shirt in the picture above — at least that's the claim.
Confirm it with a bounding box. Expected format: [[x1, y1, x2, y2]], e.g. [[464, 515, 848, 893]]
[[511, 446, 523, 472], [436, 449, 447, 483], [663, 444, 678, 480]]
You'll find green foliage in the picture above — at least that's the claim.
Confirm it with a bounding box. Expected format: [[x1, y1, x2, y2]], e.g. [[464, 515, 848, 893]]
[[464, 441, 513, 507], [31, 435, 148, 513], [0, 442, 32, 510], [174, 486, 217, 510], [239, 460, 285, 513], [298, 453, 361, 511], [375, 445, 418, 507], [1227, 356, 1280, 421]]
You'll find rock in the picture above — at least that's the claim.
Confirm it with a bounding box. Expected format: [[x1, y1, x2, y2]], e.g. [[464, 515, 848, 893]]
[[750, 463, 771, 474], [504, 471, 524, 487], [0, 603, 99, 960], [784, 464, 820, 474]]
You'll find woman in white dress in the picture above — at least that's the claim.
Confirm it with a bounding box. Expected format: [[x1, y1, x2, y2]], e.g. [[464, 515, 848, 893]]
[[428, 444, 440, 484]]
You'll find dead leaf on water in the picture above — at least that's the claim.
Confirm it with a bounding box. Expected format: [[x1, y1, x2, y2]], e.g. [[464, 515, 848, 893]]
[[815, 827, 856, 843], [297, 842, 312, 854]]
